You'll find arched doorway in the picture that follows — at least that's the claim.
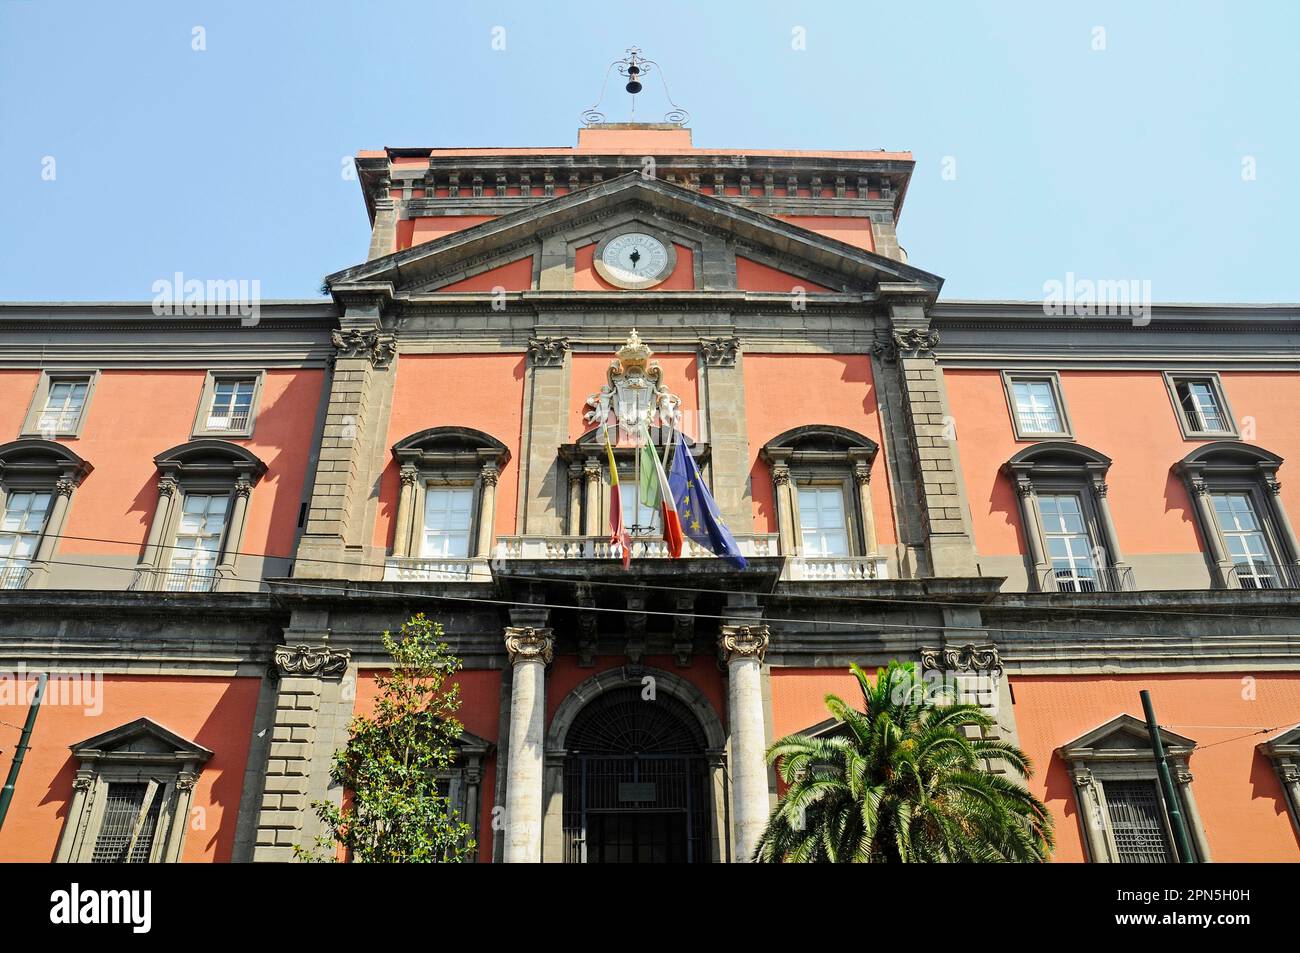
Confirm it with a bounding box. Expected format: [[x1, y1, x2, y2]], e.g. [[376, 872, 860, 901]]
[[561, 685, 712, 863]]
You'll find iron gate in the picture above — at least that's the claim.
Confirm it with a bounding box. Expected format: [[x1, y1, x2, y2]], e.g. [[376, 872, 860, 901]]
[[563, 753, 710, 863]]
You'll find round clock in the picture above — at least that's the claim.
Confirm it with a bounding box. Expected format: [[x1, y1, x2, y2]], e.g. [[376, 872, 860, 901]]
[[594, 231, 675, 289]]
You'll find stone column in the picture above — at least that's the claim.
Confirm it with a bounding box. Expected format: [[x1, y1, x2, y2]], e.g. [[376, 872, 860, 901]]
[[1174, 766, 1212, 862], [1089, 478, 1131, 587], [1071, 768, 1113, 863], [1189, 478, 1233, 586], [582, 457, 602, 537], [853, 461, 878, 555], [502, 626, 553, 863], [391, 465, 418, 558], [1014, 478, 1050, 588], [137, 475, 178, 585], [477, 463, 499, 557], [29, 476, 74, 586], [770, 461, 796, 554], [719, 623, 770, 862], [252, 640, 351, 862], [566, 465, 583, 535], [217, 477, 252, 577], [1265, 478, 1300, 571]]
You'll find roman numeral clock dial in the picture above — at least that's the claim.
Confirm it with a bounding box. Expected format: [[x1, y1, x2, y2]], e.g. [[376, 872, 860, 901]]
[[595, 231, 673, 289]]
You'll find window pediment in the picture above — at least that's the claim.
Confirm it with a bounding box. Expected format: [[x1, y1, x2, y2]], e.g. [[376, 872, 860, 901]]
[[1004, 441, 1111, 482], [1174, 440, 1284, 481], [392, 427, 510, 471], [70, 717, 213, 766], [0, 439, 93, 485], [1059, 713, 1195, 762], [153, 439, 267, 484], [760, 424, 879, 469]]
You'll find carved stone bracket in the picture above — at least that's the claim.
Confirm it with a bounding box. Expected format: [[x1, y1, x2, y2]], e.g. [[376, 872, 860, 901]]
[[332, 328, 396, 367], [718, 624, 770, 664], [527, 336, 570, 367], [891, 327, 940, 360], [673, 593, 697, 667], [273, 643, 352, 679], [919, 642, 1004, 677], [504, 626, 555, 665], [698, 335, 740, 367]]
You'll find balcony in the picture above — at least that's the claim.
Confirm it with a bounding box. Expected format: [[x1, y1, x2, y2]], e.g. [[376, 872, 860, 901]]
[[130, 567, 229, 593], [786, 555, 889, 581], [1039, 565, 1134, 593], [1227, 561, 1300, 590], [382, 557, 493, 582], [0, 564, 32, 590]]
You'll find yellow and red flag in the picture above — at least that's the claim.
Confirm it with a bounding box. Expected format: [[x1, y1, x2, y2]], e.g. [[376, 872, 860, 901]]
[[605, 430, 632, 569]]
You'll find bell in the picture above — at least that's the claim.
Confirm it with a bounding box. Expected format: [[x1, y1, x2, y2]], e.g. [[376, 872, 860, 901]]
[[625, 64, 642, 95]]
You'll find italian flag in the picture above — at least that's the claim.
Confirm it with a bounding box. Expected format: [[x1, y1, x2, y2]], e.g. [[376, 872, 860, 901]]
[[639, 424, 684, 558], [605, 431, 632, 569]]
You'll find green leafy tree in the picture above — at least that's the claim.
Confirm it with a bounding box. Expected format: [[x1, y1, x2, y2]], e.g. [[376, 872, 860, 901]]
[[755, 660, 1053, 863], [297, 614, 475, 863]]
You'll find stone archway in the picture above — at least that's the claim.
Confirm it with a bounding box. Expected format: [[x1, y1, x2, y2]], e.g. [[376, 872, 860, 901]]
[[541, 667, 729, 863]]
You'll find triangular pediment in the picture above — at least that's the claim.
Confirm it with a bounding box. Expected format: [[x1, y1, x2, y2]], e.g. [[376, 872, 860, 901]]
[[1059, 713, 1196, 761], [328, 172, 942, 297], [70, 717, 213, 763], [1259, 723, 1300, 758]]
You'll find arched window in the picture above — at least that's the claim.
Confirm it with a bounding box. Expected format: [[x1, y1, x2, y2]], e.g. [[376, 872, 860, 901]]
[[0, 440, 93, 589], [759, 425, 883, 578], [1003, 441, 1131, 592], [1173, 442, 1300, 589], [387, 427, 510, 580], [134, 440, 267, 592]]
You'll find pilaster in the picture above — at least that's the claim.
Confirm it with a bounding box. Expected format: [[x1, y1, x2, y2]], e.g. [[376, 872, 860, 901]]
[[697, 335, 752, 530], [518, 336, 571, 536]]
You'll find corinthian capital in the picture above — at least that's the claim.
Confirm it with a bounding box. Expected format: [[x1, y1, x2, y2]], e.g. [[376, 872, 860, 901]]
[[504, 626, 554, 665], [718, 624, 769, 664]]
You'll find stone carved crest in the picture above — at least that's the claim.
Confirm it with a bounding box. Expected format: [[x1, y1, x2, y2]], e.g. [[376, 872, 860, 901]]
[[583, 330, 681, 442], [919, 643, 1003, 677], [273, 643, 352, 679]]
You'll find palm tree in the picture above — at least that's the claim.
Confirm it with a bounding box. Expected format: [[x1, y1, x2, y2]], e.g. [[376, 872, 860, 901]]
[[754, 660, 1053, 862]]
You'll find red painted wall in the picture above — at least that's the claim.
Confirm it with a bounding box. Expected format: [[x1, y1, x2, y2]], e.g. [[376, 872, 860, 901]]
[[435, 257, 533, 292], [376, 354, 526, 549], [778, 216, 875, 252], [1011, 673, 1300, 862], [735, 257, 832, 293], [770, 667, 865, 738], [0, 675, 260, 862], [743, 354, 896, 544], [396, 216, 497, 252], [1, 369, 321, 571], [945, 369, 1300, 559], [352, 666, 501, 863]]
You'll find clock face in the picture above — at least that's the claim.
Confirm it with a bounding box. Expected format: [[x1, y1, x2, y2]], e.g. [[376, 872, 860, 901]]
[[598, 232, 671, 288]]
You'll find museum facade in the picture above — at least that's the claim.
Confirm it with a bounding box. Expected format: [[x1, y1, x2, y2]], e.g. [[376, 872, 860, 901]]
[[1, 123, 1299, 863]]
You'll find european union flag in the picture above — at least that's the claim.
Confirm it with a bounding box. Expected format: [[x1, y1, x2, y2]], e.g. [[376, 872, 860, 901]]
[[667, 430, 748, 569]]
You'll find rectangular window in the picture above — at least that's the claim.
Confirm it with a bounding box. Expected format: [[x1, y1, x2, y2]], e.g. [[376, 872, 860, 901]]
[[36, 379, 91, 434], [1104, 780, 1173, 863], [90, 781, 164, 864], [421, 487, 473, 558], [1166, 373, 1236, 437], [166, 494, 228, 591], [798, 486, 850, 556], [1011, 379, 1064, 435], [0, 491, 52, 589], [1039, 493, 1097, 591], [205, 378, 257, 433], [1211, 492, 1277, 588], [619, 483, 660, 534], [1177, 380, 1226, 432]]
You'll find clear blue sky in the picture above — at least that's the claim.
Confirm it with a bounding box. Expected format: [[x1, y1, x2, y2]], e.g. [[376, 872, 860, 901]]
[[1, 1, 1296, 302]]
